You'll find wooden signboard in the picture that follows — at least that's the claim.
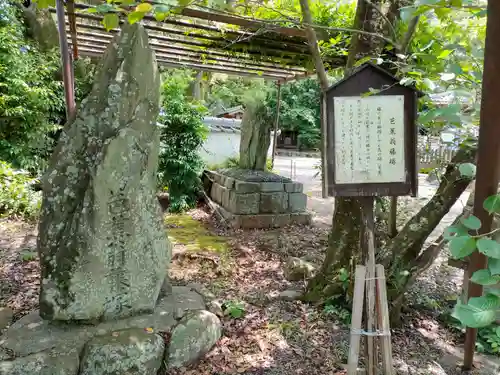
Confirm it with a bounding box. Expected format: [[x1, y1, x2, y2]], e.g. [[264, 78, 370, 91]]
[[324, 63, 420, 197], [324, 63, 422, 375]]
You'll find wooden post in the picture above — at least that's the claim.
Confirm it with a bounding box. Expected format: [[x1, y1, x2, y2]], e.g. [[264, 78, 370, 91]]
[[347, 265, 366, 375], [55, 0, 76, 120], [388, 196, 398, 238], [360, 196, 376, 375], [376, 264, 393, 374], [320, 94, 328, 198], [271, 81, 281, 169], [463, 0, 500, 369]]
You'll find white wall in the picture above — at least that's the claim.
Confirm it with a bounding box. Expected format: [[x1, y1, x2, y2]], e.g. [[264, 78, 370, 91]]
[[199, 132, 276, 166]]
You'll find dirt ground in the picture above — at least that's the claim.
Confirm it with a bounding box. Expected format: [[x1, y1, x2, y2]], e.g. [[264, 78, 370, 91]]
[[1, 205, 499, 375]]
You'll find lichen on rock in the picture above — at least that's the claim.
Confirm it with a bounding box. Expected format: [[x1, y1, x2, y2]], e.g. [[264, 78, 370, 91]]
[[166, 310, 221, 369], [37, 22, 170, 321]]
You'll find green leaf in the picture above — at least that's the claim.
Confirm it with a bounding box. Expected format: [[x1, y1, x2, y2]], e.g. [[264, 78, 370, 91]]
[[438, 50, 452, 59], [460, 215, 481, 230], [448, 63, 463, 75], [136, 3, 153, 12], [477, 238, 500, 259], [496, 326, 500, 337], [458, 163, 476, 178], [488, 258, 500, 276], [440, 72, 456, 81], [102, 13, 119, 31], [128, 11, 145, 24], [471, 269, 500, 286], [96, 3, 114, 13], [444, 225, 469, 240], [484, 194, 500, 214], [449, 236, 477, 259], [35, 0, 56, 8], [453, 299, 497, 328]]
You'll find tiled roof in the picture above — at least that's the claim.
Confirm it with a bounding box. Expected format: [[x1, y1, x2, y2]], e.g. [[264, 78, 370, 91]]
[[203, 116, 242, 133]]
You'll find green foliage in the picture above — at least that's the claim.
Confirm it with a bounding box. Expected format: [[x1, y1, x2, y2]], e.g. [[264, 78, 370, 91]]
[[222, 300, 245, 319], [0, 2, 63, 171], [157, 70, 208, 213], [447, 166, 500, 329], [0, 161, 41, 219], [0, 1, 95, 173], [206, 76, 269, 113], [477, 325, 500, 355], [207, 156, 273, 172], [323, 303, 351, 324], [266, 78, 321, 151]]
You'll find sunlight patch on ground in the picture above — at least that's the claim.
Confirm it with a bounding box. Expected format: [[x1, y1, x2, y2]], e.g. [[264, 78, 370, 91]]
[[165, 214, 229, 253]]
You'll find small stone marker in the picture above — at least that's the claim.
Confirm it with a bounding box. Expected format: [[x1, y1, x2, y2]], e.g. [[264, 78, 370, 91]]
[[37, 23, 171, 321]]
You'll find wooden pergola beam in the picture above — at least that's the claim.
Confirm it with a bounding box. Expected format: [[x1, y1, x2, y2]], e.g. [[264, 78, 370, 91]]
[[72, 2, 307, 39], [77, 47, 291, 80], [70, 29, 310, 70], [68, 21, 312, 63], [72, 36, 306, 76]]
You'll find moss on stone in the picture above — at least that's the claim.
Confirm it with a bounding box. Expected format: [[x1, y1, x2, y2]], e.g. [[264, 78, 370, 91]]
[[165, 214, 228, 254]]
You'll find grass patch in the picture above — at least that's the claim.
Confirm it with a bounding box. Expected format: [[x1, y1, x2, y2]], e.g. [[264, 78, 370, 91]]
[[165, 214, 229, 254]]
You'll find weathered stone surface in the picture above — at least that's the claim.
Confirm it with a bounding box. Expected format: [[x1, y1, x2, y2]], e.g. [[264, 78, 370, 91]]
[[223, 177, 235, 189], [234, 181, 260, 193], [260, 182, 284, 192], [0, 287, 203, 358], [207, 300, 224, 317], [220, 168, 291, 183], [233, 214, 290, 229], [0, 348, 79, 375], [0, 308, 13, 331], [284, 257, 315, 281], [288, 192, 308, 212], [228, 192, 260, 214], [221, 186, 231, 208], [284, 182, 304, 193], [210, 183, 223, 204], [167, 310, 221, 369], [79, 329, 164, 375], [37, 23, 170, 321], [260, 192, 288, 214], [238, 98, 272, 171], [290, 212, 312, 226]]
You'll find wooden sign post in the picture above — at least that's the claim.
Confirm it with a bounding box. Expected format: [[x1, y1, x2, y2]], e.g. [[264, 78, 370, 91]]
[[324, 63, 420, 375]]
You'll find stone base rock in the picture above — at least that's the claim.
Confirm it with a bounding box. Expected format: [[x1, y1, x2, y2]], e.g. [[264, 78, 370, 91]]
[[206, 169, 311, 229], [0, 308, 13, 331], [0, 287, 222, 375], [79, 328, 164, 375], [166, 310, 221, 369]]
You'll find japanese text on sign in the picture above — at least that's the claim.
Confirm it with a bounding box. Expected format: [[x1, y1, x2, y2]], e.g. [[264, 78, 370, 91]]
[[333, 95, 405, 184]]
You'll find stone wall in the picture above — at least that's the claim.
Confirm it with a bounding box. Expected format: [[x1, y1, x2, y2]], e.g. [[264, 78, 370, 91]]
[[206, 169, 311, 229]]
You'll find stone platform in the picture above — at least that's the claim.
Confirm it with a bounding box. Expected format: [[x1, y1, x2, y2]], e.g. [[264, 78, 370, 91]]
[[0, 286, 221, 375], [206, 168, 311, 229]]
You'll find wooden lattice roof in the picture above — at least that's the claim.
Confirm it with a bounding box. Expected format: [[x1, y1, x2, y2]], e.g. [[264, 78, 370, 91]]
[[50, 1, 346, 81]]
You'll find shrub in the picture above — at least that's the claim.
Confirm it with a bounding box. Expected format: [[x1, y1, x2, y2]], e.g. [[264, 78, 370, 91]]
[[207, 156, 274, 172], [157, 71, 208, 213], [0, 1, 95, 173], [0, 160, 41, 219]]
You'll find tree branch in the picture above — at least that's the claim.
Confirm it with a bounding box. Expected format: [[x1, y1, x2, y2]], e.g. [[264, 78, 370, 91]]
[[364, 0, 398, 40], [400, 15, 420, 54], [197, 4, 401, 49], [298, 0, 329, 91]]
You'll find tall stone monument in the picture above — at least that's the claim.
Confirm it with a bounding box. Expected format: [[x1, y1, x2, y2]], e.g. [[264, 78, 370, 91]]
[[37, 22, 170, 321], [0, 23, 221, 375]]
